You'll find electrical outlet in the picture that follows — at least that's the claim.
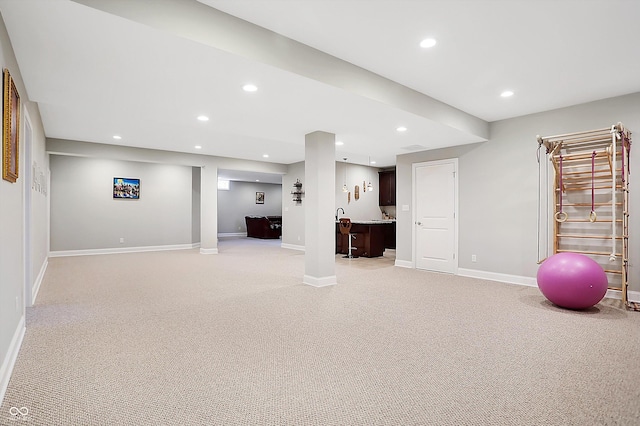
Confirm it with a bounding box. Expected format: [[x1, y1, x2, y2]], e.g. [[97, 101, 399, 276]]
[[119, 237, 124, 244], [472, 254, 477, 262], [297, 236, 301, 241]]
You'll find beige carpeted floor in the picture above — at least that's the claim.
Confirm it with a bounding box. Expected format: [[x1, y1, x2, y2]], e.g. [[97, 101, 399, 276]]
[[1, 237, 639, 425]]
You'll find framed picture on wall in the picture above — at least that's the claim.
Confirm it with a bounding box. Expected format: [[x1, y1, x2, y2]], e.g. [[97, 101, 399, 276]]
[[113, 177, 140, 199], [2, 68, 20, 183], [256, 191, 265, 204]]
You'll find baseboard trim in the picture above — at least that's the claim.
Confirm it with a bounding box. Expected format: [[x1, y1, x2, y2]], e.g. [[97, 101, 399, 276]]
[[458, 268, 640, 303], [0, 316, 25, 404], [303, 274, 337, 287], [200, 247, 219, 255], [281, 243, 304, 251], [49, 243, 200, 257], [395, 260, 413, 268], [31, 258, 48, 304], [458, 268, 537, 287], [218, 233, 245, 238]]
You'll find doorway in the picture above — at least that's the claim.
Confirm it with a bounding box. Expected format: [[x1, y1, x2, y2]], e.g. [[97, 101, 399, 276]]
[[412, 159, 458, 273]]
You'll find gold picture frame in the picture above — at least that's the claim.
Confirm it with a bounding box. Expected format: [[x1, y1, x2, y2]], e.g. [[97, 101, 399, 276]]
[[3, 68, 20, 183]]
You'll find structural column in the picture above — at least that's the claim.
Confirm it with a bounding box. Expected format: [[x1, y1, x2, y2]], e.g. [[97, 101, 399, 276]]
[[200, 165, 219, 254], [304, 131, 337, 287]]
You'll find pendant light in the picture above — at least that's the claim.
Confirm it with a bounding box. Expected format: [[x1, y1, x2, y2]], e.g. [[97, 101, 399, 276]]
[[342, 158, 348, 192], [366, 156, 374, 192]]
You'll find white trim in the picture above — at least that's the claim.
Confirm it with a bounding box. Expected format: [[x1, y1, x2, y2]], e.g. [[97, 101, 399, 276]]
[[606, 289, 640, 303], [281, 243, 304, 251], [458, 268, 537, 287], [303, 274, 337, 287], [629, 291, 640, 303], [31, 258, 48, 304], [394, 260, 413, 268], [200, 247, 219, 255], [457, 268, 640, 304], [218, 232, 245, 238], [50, 243, 200, 257], [23, 107, 33, 309], [0, 316, 25, 404]]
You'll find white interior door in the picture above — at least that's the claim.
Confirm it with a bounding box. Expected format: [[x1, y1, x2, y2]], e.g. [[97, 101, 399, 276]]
[[413, 159, 457, 273]]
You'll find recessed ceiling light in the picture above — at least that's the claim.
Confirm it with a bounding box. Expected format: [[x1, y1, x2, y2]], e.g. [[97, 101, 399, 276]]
[[370, 160, 377, 164], [335, 141, 344, 146], [396, 126, 408, 132], [243, 84, 258, 92], [195, 145, 202, 149], [256, 179, 260, 182], [197, 115, 209, 121], [501, 90, 514, 98], [113, 135, 122, 140], [263, 154, 269, 158], [420, 38, 437, 48]]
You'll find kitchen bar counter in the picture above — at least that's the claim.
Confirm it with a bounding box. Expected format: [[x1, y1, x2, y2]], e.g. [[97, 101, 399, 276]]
[[336, 220, 396, 257]]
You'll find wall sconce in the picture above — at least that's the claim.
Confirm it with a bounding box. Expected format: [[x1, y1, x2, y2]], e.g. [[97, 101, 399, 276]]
[[291, 179, 304, 204]]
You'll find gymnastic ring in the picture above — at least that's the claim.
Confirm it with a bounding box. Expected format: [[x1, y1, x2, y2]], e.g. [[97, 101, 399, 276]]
[[554, 211, 568, 223], [589, 211, 597, 223]]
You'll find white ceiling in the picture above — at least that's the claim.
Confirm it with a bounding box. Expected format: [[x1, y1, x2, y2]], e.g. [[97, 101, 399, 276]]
[[1, 0, 639, 182]]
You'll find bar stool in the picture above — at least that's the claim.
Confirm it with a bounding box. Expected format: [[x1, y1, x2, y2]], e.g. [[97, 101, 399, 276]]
[[338, 218, 358, 258]]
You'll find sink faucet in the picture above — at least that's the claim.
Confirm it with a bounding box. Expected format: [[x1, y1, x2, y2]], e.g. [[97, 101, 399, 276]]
[[336, 207, 345, 220]]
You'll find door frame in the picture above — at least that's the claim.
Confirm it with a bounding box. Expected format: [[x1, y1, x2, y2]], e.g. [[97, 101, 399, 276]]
[[23, 107, 33, 307], [411, 158, 459, 272]]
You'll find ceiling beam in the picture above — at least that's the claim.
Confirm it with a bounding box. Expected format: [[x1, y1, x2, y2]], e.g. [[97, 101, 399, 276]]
[[72, 0, 488, 140]]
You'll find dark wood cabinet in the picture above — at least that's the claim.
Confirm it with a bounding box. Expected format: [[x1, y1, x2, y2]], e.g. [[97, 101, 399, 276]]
[[383, 222, 396, 249], [335, 222, 395, 257], [378, 170, 396, 206]]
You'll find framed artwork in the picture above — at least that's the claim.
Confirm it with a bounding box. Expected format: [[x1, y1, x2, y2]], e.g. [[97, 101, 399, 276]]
[[2, 68, 20, 183], [256, 191, 265, 204], [113, 177, 140, 199]]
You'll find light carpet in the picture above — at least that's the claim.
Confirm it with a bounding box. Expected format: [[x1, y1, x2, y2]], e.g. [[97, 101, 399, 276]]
[[1, 237, 639, 425]]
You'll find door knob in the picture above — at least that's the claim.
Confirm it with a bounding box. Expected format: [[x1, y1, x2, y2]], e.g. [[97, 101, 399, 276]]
[[416, 221, 422, 225]]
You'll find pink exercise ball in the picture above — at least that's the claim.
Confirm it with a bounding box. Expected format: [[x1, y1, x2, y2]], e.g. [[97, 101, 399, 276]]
[[537, 252, 608, 309]]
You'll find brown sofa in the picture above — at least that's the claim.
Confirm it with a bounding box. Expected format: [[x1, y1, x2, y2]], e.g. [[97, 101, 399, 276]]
[[245, 216, 282, 239]]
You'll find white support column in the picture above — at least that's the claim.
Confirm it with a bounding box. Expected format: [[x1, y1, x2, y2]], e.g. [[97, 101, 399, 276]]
[[200, 165, 218, 254], [303, 131, 337, 287]]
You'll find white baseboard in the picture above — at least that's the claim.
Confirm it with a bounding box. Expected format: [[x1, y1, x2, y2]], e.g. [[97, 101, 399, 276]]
[[200, 247, 219, 255], [0, 316, 25, 404], [458, 268, 640, 303], [395, 260, 413, 268], [458, 268, 538, 287], [31, 258, 48, 305], [218, 233, 245, 238], [303, 274, 337, 287], [281, 243, 304, 251], [49, 243, 200, 257]]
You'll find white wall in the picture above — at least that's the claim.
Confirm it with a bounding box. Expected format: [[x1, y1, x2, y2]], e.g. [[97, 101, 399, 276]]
[[50, 155, 193, 251], [282, 162, 305, 248], [0, 12, 48, 402], [191, 167, 201, 244], [46, 138, 289, 254], [335, 161, 383, 221], [396, 92, 640, 292], [217, 181, 282, 234]]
